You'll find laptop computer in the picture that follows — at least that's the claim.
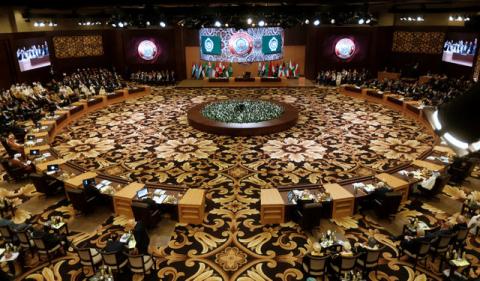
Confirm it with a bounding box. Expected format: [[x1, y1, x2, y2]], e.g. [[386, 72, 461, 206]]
[[82, 178, 96, 188], [137, 188, 148, 199], [30, 149, 40, 156], [47, 164, 59, 172]]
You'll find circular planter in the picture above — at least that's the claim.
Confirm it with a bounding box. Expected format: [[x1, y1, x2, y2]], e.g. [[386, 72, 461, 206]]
[[187, 100, 299, 136]]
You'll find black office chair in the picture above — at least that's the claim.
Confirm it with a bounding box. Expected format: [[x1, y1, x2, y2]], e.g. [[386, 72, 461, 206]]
[[1, 159, 29, 182], [0, 138, 17, 158], [448, 158, 475, 185], [417, 174, 451, 198], [131, 200, 162, 228], [30, 173, 64, 196], [373, 191, 403, 220], [295, 202, 322, 232], [66, 187, 97, 214], [357, 245, 385, 278], [302, 253, 330, 280]]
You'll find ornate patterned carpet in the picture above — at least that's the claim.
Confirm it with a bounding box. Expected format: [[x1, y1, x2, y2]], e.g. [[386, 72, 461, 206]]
[[4, 87, 479, 281], [51, 87, 435, 185]]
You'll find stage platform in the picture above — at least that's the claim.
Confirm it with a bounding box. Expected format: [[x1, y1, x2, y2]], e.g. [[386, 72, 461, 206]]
[[177, 77, 315, 88]]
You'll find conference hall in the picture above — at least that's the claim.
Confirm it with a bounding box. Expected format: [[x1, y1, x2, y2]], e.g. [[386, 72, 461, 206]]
[[0, 1, 480, 280]]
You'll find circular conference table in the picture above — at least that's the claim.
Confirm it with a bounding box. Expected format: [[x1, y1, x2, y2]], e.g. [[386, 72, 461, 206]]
[[187, 100, 299, 136], [24, 84, 454, 223]]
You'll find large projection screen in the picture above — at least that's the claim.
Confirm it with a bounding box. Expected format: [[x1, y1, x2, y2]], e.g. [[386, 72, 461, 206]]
[[199, 27, 284, 62]]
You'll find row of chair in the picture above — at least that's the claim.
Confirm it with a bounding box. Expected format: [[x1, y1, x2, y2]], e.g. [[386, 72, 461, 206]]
[[74, 244, 156, 277], [303, 245, 386, 280], [399, 225, 469, 272], [0, 224, 65, 264]]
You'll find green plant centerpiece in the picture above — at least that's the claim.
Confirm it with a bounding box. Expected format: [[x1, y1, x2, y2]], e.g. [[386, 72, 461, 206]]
[[202, 100, 284, 123]]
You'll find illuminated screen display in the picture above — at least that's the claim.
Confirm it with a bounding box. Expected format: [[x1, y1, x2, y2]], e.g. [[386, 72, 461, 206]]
[[199, 27, 284, 62], [16, 38, 51, 72], [334, 38, 356, 60], [442, 34, 477, 67], [137, 40, 159, 61]]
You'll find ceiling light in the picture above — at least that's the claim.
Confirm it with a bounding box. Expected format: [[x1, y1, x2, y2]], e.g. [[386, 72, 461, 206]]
[[146, 21, 150, 26], [225, 23, 229, 27], [358, 18, 365, 24], [465, 17, 470, 21], [118, 22, 124, 28], [449, 16, 454, 21], [258, 20, 265, 27], [304, 19, 309, 24], [313, 19, 320, 26], [214, 20, 221, 27], [160, 21, 166, 27], [34, 22, 39, 27], [247, 18, 252, 25], [366, 18, 371, 24], [330, 18, 335, 24]]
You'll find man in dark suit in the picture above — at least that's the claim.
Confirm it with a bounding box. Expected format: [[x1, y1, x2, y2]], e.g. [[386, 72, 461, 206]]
[[400, 229, 434, 255], [105, 234, 127, 265], [133, 221, 150, 255]]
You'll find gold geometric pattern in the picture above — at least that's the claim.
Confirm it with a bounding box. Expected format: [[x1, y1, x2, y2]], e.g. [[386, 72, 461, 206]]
[[8, 87, 480, 281], [53, 35, 103, 58], [392, 31, 445, 54]]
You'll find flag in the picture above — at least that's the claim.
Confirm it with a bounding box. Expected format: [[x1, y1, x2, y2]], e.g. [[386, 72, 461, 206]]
[[257, 62, 262, 76], [200, 36, 222, 55], [211, 62, 216, 78], [228, 63, 233, 77], [261, 63, 266, 77], [195, 64, 202, 79], [201, 62, 206, 78], [191, 63, 196, 78], [294, 63, 299, 77], [265, 62, 270, 77], [271, 63, 276, 77], [278, 63, 283, 78]]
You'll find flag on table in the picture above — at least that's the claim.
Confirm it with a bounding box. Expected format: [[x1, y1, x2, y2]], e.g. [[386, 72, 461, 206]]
[[294, 63, 299, 77], [258, 62, 262, 76], [201, 62, 206, 78], [191, 63, 196, 78], [272, 63, 276, 77], [265, 62, 270, 77], [211, 62, 216, 78], [228, 63, 233, 78], [261, 63, 266, 77]]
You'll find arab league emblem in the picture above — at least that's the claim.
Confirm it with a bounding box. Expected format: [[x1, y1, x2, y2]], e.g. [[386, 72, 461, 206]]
[[204, 38, 214, 53], [269, 37, 279, 52]]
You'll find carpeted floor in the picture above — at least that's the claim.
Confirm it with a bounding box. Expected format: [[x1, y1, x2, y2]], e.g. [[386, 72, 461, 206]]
[[2, 86, 479, 281], [51, 87, 435, 186]]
